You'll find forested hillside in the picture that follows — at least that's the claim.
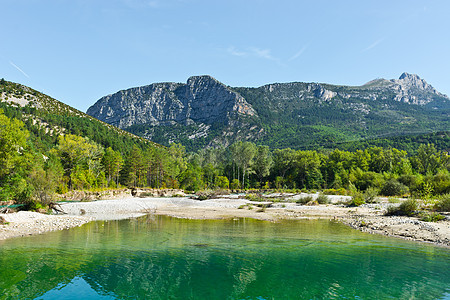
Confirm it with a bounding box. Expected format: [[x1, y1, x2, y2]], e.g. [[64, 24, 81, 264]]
[[1, 79, 448, 209], [0, 79, 186, 204]]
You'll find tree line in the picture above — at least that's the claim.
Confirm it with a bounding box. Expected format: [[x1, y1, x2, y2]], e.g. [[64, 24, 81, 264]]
[[0, 110, 449, 207]]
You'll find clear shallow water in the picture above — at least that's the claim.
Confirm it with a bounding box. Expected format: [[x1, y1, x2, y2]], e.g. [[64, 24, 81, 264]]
[[0, 216, 449, 300]]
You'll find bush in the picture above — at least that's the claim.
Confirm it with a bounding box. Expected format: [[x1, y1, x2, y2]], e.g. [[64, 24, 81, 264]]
[[398, 174, 420, 189], [434, 194, 450, 212], [230, 179, 241, 190], [364, 187, 379, 203], [215, 176, 229, 189], [197, 194, 208, 201], [419, 212, 446, 222], [316, 194, 329, 204], [380, 180, 408, 196], [296, 195, 314, 205], [348, 192, 365, 207], [24, 199, 47, 212], [385, 199, 418, 216]]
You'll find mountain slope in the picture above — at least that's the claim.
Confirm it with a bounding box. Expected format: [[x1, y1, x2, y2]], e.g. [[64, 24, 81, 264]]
[[0, 79, 155, 153], [87, 73, 450, 151]]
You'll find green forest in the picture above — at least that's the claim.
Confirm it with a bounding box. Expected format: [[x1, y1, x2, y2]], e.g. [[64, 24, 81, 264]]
[[0, 79, 449, 210], [1, 108, 449, 207]]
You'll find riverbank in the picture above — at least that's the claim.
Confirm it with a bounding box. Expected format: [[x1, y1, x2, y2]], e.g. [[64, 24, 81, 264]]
[[1, 195, 449, 247]]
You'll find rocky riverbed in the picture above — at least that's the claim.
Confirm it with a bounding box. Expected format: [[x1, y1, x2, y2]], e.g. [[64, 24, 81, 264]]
[[1, 195, 449, 247]]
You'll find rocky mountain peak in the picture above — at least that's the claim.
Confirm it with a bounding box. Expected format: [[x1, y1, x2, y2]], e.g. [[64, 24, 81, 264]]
[[386, 72, 448, 105], [397, 72, 432, 91], [399, 72, 420, 81], [87, 76, 257, 129]]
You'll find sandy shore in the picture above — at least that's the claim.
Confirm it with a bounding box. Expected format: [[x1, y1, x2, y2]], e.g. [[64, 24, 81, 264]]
[[1, 195, 449, 247]]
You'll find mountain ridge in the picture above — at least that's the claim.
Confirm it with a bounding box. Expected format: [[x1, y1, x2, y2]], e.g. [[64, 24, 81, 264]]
[[87, 73, 449, 150]]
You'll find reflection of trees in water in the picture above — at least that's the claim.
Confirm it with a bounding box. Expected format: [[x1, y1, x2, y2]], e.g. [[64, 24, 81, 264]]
[[81, 246, 269, 299], [0, 216, 449, 299]]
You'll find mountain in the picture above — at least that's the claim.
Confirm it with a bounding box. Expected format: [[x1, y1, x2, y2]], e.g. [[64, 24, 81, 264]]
[[0, 79, 153, 153], [87, 73, 450, 151]]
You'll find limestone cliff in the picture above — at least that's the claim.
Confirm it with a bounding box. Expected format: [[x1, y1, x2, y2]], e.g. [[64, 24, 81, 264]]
[[87, 75, 256, 129]]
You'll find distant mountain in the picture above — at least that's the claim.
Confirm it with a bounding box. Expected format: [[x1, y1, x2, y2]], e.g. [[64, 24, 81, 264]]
[[87, 73, 450, 150]]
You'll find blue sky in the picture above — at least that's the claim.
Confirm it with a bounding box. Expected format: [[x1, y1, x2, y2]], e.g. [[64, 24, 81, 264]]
[[1, 0, 449, 112]]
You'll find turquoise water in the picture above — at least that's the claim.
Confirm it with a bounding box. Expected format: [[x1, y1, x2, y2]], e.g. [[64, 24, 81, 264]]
[[0, 215, 449, 299]]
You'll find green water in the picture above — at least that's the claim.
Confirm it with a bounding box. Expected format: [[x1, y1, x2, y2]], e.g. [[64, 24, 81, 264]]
[[0, 216, 449, 299]]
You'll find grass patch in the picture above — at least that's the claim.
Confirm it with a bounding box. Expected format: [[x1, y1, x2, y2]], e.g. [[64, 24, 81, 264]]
[[388, 198, 401, 203], [245, 193, 264, 202], [419, 212, 446, 222]]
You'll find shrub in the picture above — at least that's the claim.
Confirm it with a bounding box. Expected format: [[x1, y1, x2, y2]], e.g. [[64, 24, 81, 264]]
[[215, 176, 229, 189], [348, 192, 365, 207], [296, 195, 314, 205], [196, 190, 214, 200], [412, 182, 434, 199], [380, 180, 408, 196], [24, 199, 47, 212], [385, 199, 418, 216], [316, 194, 330, 204], [398, 174, 420, 189], [434, 194, 450, 212], [419, 212, 446, 222], [230, 179, 241, 190], [364, 187, 379, 203], [197, 194, 208, 201]]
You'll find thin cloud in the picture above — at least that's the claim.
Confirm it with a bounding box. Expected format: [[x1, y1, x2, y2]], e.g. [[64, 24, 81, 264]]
[[9, 61, 30, 78], [249, 47, 275, 60], [227, 46, 277, 61], [227, 46, 246, 57], [289, 45, 308, 61], [363, 38, 384, 52]]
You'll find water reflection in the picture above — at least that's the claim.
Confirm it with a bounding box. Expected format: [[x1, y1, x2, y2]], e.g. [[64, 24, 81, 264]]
[[0, 215, 449, 299]]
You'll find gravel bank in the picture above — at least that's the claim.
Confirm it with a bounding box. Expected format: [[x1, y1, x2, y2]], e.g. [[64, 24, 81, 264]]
[[0, 211, 91, 240], [1, 196, 449, 247]]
